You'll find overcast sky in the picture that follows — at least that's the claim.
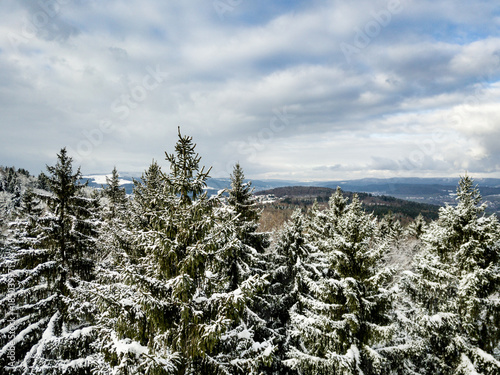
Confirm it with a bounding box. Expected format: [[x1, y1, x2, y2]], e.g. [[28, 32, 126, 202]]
[[1, 0, 500, 181]]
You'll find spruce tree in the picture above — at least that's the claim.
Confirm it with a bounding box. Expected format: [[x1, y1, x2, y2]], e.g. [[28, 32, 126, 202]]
[[130, 160, 167, 231], [228, 163, 259, 223], [378, 211, 404, 246], [226, 163, 269, 289], [37, 172, 50, 191], [96, 130, 272, 374], [406, 213, 427, 240], [5, 168, 18, 194], [103, 167, 127, 219], [286, 192, 394, 374], [267, 208, 310, 375], [401, 175, 500, 374], [0, 148, 102, 373], [220, 163, 275, 373], [97, 168, 130, 284]]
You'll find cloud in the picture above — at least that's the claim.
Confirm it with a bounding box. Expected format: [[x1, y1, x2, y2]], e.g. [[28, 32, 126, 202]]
[[1, 0, 500, 180]]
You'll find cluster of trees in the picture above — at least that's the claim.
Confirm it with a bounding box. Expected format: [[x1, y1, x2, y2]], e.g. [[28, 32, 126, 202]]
[[0, 131, 499, 374], [0, 167, 31, 194]]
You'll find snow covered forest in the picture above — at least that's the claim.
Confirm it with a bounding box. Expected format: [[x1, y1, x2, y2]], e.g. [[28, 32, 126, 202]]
[[1, 131, 499, 375]]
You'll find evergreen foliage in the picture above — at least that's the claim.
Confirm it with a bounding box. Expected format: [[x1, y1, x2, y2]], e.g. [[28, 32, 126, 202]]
[[95, 131, 272, 374], [401, 175, 500, 374], [228, 163, 259, 224], [103, 167, 127, 219], [268, 208, 310, 375], [1, 142, 499, 375], [224, 163, 274, 373], [0, 148, 101, 374], [286, 191, 394, 374], [406, 213, 427, 239], [226, 163, 269, 289]]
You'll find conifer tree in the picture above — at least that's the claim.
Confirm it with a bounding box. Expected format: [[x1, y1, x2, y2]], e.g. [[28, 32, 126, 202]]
[[307, 187, 348, 242], [37, 172, 50, 191], [97, 168, 130, 281], [130, 160, 167, 231], [286, 192, 394, 374], [96, 130, 272, 374], [103, 167, 127, 219], [401, 175, 500, 374], [378, 211, 404, 245], [221, 163, 275, 373], [6, 187, 44, 252], [226, 163, 269, 289], [0, 148, 102, 374], [267, 209, 310, 375], [406, 213, 427, 239], [228, 163, 259, 223], [5, 168, 18, 194], [19, 187, 44, 218]]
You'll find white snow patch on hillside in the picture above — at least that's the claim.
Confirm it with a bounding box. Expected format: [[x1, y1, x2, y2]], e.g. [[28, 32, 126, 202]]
[[82, 174, 130, 186]]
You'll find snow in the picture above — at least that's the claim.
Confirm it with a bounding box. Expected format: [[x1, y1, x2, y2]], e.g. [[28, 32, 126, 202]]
[[112, 333, 148, 358], [42, 312, 59, 340], [263, 343, 274, 357], [346, 344, 359, 361], [457, 353, 480, 375], [237, 329, 252, 340], [346, 344, 364, 375], [193, 296, 207, 303], [61, 357, 92, 372], [472, 347, 500, 366], [0, 317, 49, 356], [70, 326, 95, 339], [205, 270, 215, 278], [120, 298, 134, 306], [82, 174, 130, 186], [429, 313, 442, 325], [0, 315, 30, 335]]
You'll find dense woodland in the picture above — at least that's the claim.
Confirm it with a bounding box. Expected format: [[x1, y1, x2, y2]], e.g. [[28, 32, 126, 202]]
[[0, 131, 499, 374], [255, 187, 440, 232]]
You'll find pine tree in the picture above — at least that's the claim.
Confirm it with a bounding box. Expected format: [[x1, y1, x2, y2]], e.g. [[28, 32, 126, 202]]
[[380, 211, 413, 273], [306, 187, 348, 242], [97, 167, 130, 291], [378, 211, 404, 245], [0, 148, 102, 374], [90, 160, 173, 375], [286, 192, 394, 374], [43, 148, 99, 282], [401, 175, 500, 374]]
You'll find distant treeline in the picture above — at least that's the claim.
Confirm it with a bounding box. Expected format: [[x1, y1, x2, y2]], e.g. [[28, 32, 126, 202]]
[[257, 185, 440, 222]]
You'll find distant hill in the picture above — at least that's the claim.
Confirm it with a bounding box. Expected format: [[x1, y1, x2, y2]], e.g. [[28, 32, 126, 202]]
[[81, 174, 500, 216], [256, 186, 441, 222], [81, 174, 136, 194]]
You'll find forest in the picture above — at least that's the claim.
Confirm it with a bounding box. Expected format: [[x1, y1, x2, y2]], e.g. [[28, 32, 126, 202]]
[[0, 131, 499, 375]]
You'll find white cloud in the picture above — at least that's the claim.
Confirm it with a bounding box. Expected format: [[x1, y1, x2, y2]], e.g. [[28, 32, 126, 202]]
[[1, 0, 500, 180]]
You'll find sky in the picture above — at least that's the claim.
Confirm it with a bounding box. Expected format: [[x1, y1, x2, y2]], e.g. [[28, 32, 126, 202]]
[[1, 0, 500, 181]]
